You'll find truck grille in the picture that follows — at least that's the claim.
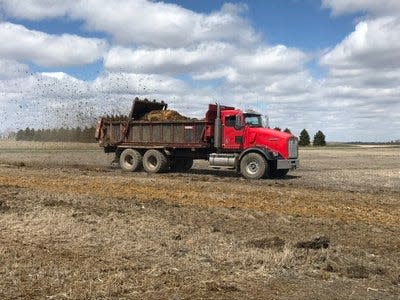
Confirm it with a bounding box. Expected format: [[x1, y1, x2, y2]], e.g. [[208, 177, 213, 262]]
[[288, 138, 298, 158]]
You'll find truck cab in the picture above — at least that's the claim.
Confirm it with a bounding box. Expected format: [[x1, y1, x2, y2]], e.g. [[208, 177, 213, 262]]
[[214, 108, 299, 179]]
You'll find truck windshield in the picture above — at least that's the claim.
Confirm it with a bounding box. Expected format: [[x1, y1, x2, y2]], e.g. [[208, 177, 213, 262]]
[[244, 114, 263, 127]]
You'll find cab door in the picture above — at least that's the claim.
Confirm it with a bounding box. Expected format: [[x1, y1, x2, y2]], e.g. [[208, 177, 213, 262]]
[[221, 113, 244, 150]]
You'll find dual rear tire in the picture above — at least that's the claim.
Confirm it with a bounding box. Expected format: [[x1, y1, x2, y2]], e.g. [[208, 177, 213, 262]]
[[142, 149, 169, 173], [119, 148, 169, 173], [120, 149, 142, 172]]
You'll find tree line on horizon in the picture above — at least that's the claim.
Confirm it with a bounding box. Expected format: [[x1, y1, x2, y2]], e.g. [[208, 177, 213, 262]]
[[273, 127, 326, 146], [15, 127, 96, 143]]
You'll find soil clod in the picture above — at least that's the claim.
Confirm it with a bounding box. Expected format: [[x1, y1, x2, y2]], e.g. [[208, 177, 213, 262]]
[[246, 236, 285, 250], [206, 282, 240, 292], [324, 264, 335, 272], [172, 234, 182, 240], [295, 236, 330, 249], [346, 265, 369, 279], [0, 200, 10, 212]]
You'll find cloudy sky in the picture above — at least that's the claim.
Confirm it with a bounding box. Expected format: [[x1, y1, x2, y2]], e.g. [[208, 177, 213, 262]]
[[0, 0, 399, 141]]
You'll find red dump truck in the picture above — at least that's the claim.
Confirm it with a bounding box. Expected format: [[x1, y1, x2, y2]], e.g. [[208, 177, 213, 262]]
[[96, 99, 299, 179]]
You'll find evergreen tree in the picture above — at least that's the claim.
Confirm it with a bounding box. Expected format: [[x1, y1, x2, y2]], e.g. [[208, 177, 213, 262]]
[[43, 129, 51, 141], [33, 129, 42, 141], [16, 129, 24, 141], [313, 130, 326, 146], [283, 128, 291, 134], [24, 127, 34, 141], [299, 129, 311, 146], [50, 129, 58, 141], [76, 127, 83, 142]]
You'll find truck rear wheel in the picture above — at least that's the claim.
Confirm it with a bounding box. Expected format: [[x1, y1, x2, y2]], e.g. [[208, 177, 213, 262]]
[[119, 149, 142, 172], [240, 153, 268, 179], [170, 158, 193, 172], [143, 150, 168, 173]]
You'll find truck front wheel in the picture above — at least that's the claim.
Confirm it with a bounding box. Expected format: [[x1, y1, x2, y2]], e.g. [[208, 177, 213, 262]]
[[143, 149, 168, 173], [240, 153, 268, 179], [120, 149, 143, 172]]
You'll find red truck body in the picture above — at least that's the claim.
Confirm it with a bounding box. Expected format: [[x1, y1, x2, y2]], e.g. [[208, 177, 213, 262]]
[[96, 99, 299, 179]]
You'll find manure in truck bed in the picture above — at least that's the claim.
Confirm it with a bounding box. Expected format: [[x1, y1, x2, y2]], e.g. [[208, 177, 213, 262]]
[[139, 110, 191, 121]]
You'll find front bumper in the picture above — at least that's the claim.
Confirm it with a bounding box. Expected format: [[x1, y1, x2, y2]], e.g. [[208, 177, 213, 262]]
[[277, 159, 299, 170]]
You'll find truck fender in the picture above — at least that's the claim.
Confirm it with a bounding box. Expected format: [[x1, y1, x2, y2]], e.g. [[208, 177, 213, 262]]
[[239, 147, 274, 163]]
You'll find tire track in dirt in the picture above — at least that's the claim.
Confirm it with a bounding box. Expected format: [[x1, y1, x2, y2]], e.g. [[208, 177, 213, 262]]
[[0, 167, 399, 226]]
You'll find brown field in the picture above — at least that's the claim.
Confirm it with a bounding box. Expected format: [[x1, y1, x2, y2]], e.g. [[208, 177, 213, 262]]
[[0, 141, 399, 299]]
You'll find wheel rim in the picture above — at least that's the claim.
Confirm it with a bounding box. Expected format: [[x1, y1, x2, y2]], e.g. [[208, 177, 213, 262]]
[[124, 155, 133, 166], [246, 159, 259, 175]]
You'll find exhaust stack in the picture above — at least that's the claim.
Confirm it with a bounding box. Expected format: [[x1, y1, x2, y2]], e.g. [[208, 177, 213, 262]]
[[214, 103, 221, 149]]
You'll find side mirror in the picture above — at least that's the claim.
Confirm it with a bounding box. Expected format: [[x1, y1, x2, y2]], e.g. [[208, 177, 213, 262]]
[[234, 115, 243, 130]]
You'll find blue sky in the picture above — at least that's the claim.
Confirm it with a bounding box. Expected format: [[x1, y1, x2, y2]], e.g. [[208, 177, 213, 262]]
[[0, 0, 399, 141], [172, 0, 359, 48]]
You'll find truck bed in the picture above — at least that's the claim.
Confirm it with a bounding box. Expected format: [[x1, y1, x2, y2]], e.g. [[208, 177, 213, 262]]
[[100, 119, 210, 148]]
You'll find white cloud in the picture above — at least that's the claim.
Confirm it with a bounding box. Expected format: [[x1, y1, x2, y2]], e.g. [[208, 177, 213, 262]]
[[264, 71, 315, 96], [320, 17, 400, 71], [0, 0, 258, 48], [322, 0, 400, 16], [41, 72, 71, 80], [0, 0, 70, 20], [319, 16, 400, 104], [318, 0, 400, 140], [74, 1, 258, 47], [232, 45, 308, 75], [191, 67, 237, 81], [104, 43, 309, 88], [104, 42, 235, 74], [0, 22, 107, 67], [0, 59, 29, 79]]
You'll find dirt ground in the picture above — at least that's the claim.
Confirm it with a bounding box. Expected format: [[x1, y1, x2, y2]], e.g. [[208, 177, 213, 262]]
[[0, 141, 399, 299]]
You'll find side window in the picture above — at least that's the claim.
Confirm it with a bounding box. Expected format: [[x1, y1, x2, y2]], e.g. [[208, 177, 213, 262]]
[[225, 116, 236, 127]]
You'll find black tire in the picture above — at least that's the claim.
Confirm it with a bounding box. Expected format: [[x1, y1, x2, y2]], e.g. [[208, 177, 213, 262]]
[[119, 149, 142, 172], [143, 150, 169, 173], [272, 169, 289, 178], [170, 158, 193, 172], [111, 150, 122, 167], [240, 152, 269, 179], [262, 160, 275, 179]]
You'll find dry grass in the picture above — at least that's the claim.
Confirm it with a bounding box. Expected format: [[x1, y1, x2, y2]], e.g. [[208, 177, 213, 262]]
[[0, 140, 98, 150], [0, 142, 399, 299], [0, 167, 398, 226]]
